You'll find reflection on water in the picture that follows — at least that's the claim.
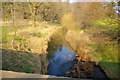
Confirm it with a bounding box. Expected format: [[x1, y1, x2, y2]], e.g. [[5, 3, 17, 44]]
[[48, 46, 77, 76], [47, 30, 108, 78], [47, 30, 77, 76]]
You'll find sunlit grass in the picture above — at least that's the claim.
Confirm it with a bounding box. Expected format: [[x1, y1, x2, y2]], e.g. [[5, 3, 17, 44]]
[[86, 43, 119, 78], [74, 29, 82, 33], [2, 23, 60, 53], [94, 18, 119, 28], [1, 26, 8, 43], [87, 43, 118, 63], [94, 18, 119, 34]]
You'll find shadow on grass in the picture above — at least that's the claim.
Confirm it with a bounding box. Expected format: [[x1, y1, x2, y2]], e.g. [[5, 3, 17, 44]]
[[2, 49, 49, 74]]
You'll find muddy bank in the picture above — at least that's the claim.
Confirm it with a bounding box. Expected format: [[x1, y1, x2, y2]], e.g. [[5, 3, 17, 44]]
[[64, 31, 109, 79], [65, 59, 108, 79]]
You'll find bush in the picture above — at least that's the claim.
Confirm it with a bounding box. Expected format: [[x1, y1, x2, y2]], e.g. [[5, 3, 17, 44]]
[[61, 13, 76, 30]]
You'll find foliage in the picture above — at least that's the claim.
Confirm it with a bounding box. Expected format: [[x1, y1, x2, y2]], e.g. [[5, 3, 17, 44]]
[[94, 18, 119, 29], [61, 13, 76, 30]]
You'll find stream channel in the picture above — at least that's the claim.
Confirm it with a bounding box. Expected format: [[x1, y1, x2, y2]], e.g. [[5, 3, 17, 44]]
[[47, 29, 108, 79]]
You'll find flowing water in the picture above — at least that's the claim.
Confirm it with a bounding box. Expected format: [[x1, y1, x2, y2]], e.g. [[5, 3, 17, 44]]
[[47, 29, 108, 79], [47, 29, 77, 76], [48, 46, 77, 76]]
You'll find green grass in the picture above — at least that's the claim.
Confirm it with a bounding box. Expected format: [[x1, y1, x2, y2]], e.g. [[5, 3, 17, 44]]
[[87, 43, 118, 62], [53, 22, 61, 25], [87, 18, 119, 78], [14, 36, 27, 42], [94, 18, 119, 28], [2, 49, 49, 74], [87, 43, 119, 78], [74, 29, 82, 33], [1, 26, 19, 43], [1, 26, 8, 43], [31, 32, 49, 38], [99, 62, 120, 78], [2, 49, 48, 74], [1, 24, 55, 53], [94, 18, 119, 33]]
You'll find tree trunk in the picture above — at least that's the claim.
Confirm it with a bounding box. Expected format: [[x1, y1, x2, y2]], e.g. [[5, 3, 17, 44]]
[[11, 2, 17, 49], [32, 18, 36, 27]]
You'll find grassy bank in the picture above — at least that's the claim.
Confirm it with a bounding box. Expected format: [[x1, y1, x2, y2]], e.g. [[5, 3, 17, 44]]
[[2, 49, 49, 74], [64, 18, 119, 78], [1, 21, 61, 54]]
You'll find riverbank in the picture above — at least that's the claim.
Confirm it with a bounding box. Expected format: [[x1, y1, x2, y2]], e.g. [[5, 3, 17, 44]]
[[2, 49, 49, 74], [2, 21, 67, 75], [2, 21, 119, 79], [2, 21, 62, 54], [65, 57, 108, 79], [65, 29, 119, 79]]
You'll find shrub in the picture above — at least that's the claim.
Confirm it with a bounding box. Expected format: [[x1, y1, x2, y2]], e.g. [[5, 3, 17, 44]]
[[61, 13, 76, 30]]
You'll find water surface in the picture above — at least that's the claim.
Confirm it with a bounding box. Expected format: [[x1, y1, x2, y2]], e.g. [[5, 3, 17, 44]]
[[47, 30, 108, 79], [48, 45, 77, 76]]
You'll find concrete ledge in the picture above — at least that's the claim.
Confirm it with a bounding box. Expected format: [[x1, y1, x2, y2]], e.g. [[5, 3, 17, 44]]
[[1, 70, 58, 78], [1, 70, 81, 80]]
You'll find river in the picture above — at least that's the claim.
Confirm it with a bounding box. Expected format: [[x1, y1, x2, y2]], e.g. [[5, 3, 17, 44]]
[[46, 28, 108, 79]]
